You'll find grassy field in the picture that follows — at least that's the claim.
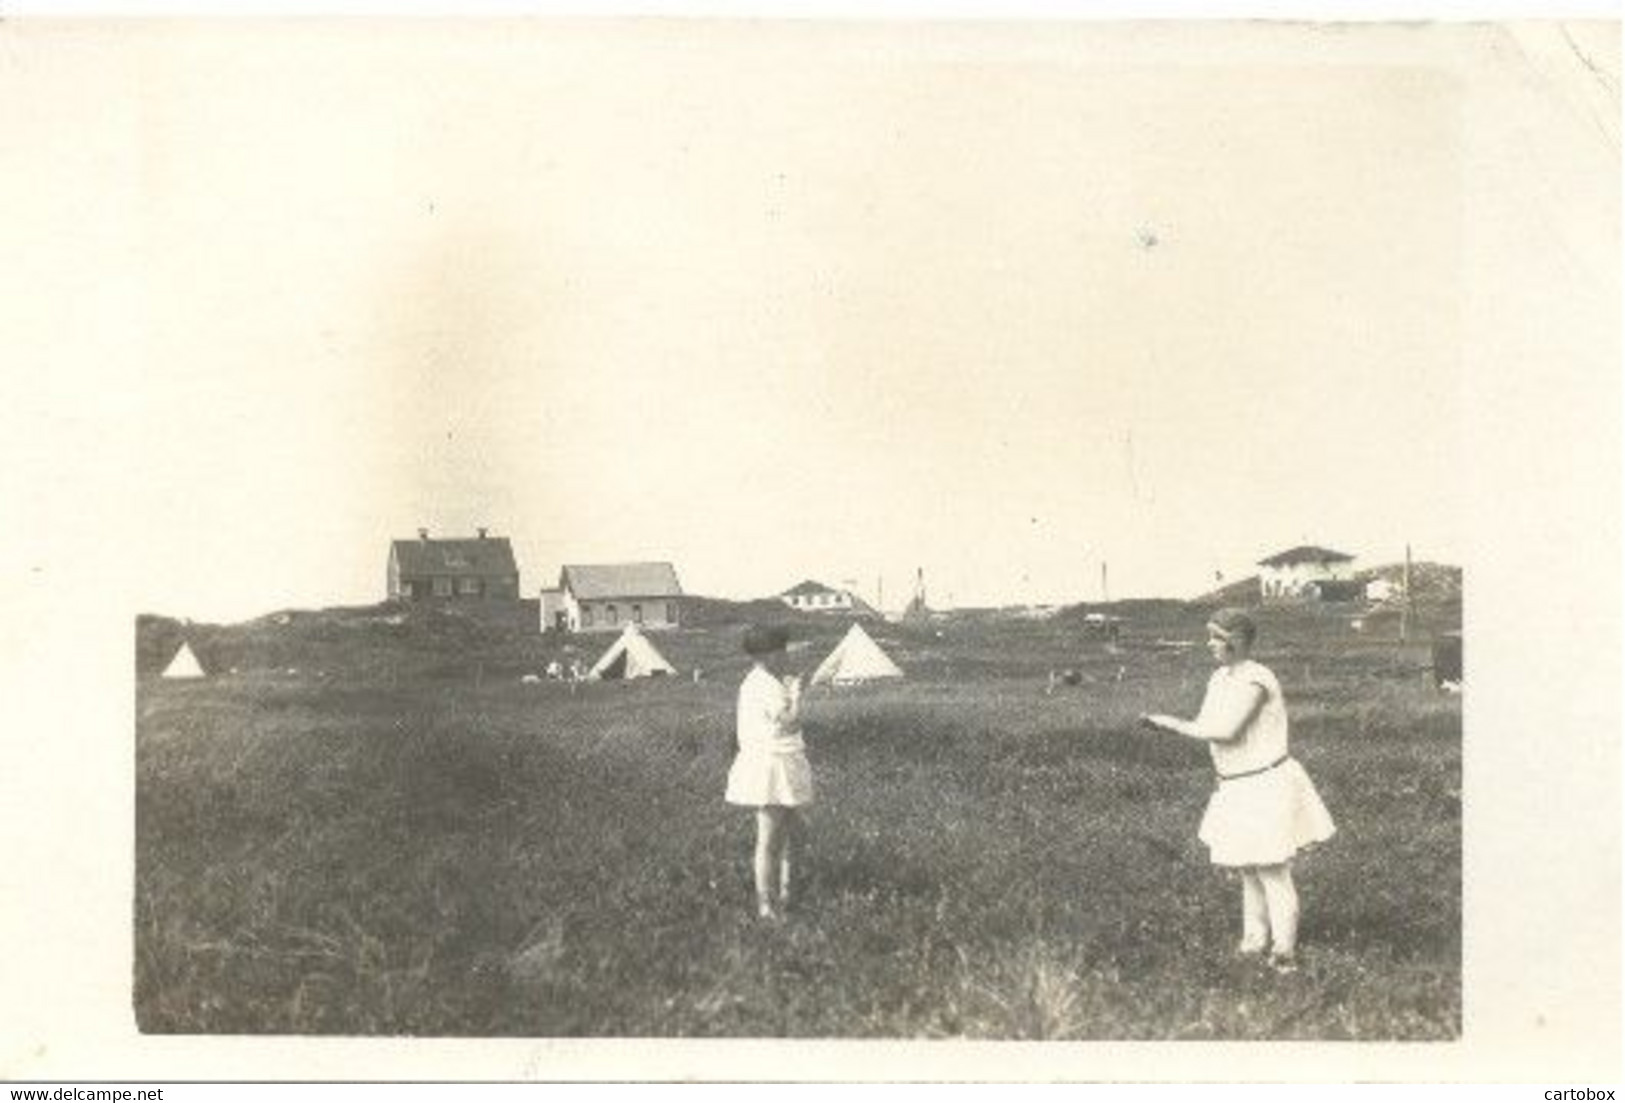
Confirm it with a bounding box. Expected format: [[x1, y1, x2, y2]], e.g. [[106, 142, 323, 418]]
[[134, 599, 1460, 1038]]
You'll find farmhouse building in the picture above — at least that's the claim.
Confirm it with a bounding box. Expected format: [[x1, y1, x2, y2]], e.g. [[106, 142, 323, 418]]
[[1257, 545, 1357, 602], [540, 562, 683, 633], [387, 528, 521, 603], [779, 580, 878, 617]]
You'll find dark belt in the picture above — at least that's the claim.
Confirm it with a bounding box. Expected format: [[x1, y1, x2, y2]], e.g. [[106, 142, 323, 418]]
[[1217, 753, 1290, 783]]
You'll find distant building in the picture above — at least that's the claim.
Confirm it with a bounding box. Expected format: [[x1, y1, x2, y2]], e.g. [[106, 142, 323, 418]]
[[1304, 578, 1367, 602], [541, 562, 683, 633], [900, 567, 932, 625], [388, 528, 520, 603], [1081, 612, 1123, 642], [1257, 545, 1356, 602], [778, 580, 878, 617], [1365, 577, 1403, 603]]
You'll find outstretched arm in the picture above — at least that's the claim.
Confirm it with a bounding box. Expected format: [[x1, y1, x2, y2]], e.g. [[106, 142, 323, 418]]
[[1142, 683, 1265, 743]]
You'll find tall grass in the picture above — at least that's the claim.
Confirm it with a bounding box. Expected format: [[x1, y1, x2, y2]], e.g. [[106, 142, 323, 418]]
[[135, 608, 1459, 1038]]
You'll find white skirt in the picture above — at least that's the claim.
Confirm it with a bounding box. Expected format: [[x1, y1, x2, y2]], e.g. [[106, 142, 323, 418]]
[[725, 749, 815, 807], [1198, 757, 1335, 867]]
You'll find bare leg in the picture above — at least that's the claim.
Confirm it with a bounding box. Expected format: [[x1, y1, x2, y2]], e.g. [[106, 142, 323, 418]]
[[1239, 870, 1268, 954], [778, 810, 802, 911], [1258, 863, 1300, 966], [754, 808, 786, 919]]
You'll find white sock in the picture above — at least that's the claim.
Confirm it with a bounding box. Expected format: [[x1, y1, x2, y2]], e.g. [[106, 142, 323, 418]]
[[1240, 873, 1268, 950], [1259, 865, 1300, 956]]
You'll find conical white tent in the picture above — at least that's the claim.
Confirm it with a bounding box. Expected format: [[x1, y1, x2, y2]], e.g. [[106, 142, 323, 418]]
[[811, 623, 904, 686], [161, 641, 206, 679], [588, 624, 676, 680]]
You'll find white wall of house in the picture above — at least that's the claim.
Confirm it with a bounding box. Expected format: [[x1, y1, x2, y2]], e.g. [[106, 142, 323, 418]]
[[1365, 578, 1400, 602], [540, 590, 567, 632], [562, 595, 681, 632], [1260, 560, 1355, 599], [782, 591, 854, 612]]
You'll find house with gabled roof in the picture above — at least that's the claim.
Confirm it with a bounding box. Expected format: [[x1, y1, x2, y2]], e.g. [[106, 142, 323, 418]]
[[388, 528, 521, 603], [1257, 545, 1357, 602], [540, 562, 684, 633], [778, 580, 879, 618]]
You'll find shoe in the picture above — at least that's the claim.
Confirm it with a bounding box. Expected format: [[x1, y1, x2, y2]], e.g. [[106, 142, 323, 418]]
[[1268, 953, 1298, 974], [1236, 939, 1268, 957]]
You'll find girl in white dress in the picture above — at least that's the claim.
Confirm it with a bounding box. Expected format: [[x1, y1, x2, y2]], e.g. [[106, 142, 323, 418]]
[[725, 624, 815, 921], [1141, 609, 1335, 971]]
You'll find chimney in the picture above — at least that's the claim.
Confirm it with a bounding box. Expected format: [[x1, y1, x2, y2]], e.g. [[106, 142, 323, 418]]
[[418, 528, 429, 541], [477, 527, 488, 539]]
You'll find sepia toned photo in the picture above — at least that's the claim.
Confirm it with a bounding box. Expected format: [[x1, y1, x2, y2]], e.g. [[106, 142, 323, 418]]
[[1, 10, 1617, 1084], [130, 15, 1470, 1041]]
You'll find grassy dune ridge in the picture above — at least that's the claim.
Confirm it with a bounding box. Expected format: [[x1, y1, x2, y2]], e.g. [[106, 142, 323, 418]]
[[135, 600, 1460, 1038]]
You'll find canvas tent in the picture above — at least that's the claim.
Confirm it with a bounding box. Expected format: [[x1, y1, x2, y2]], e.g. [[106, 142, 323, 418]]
[[811, 623, 904, 686], [588, 624, 676, 680], [161, 641, 206, 679]]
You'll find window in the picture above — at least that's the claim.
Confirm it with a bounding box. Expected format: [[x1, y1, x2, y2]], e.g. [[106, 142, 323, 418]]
[[433, 578, 452, 597], [667, 602, 678, 624], [632, 604, 643, 624], [582, 607, 594, 628], [607, 605, 619, 626], [457, 578, 481, 597]]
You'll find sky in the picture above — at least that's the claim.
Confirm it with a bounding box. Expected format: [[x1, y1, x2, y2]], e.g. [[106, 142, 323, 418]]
[[9, 20, 1492, 621]]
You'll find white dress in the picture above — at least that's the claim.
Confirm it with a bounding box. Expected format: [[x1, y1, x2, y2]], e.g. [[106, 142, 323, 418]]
[[1196, 660, 1335, 867], [724, 665, 815, 807]]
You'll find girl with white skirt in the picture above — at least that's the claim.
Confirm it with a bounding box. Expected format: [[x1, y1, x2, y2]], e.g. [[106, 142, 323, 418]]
[[1142, 608, 1335, 972], [725, 624, 814, 921]]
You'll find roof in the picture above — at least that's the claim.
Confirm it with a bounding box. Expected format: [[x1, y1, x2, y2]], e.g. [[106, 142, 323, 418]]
[[392, 536, 519, 578], [561, 562, 684, 600], [1257, 545, 1355, 568], [782, 579, 840, 597]]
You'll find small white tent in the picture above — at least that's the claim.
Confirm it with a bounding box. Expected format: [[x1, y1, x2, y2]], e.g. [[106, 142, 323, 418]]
[[811, 623, 904, 686], [161, 641, 206, 679], [588, 624, 676, 680]]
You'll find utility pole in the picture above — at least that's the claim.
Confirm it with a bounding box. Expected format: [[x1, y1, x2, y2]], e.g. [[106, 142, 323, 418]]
[[1101, 561, 1110, 604], [1401, 544, 1414, 643]]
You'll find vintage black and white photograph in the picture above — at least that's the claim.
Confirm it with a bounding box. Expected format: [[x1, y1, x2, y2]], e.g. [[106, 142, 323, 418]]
[[1, 8, 1618, 1084], [125, 16, 1476, 1041]]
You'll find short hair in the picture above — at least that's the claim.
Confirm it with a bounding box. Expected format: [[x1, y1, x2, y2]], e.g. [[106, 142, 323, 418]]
[[742, 624, 790, 657], [1207, 608, 1258, 647]]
